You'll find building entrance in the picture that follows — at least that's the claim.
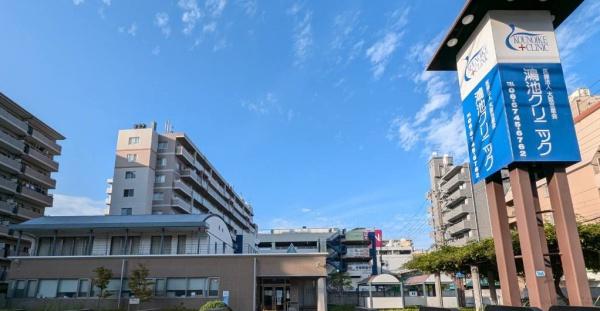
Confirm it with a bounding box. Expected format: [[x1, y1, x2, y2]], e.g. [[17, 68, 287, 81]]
[[260, 279, 291, 311]]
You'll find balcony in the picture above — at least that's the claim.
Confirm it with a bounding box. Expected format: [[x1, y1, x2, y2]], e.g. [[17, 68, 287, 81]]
[[447, 219, 473, 237], [15, 206, 41, 219], [443, 203, 471, 223], [180, 169, 205, 190], [173, 180, 193, 198], [443, 188, 468, 209], [0, 177, 18, 193], [22, 166, 56, 189], [172, 196, 192, 213], [24, 147, 59, 172], [0, 153, 21, 174], [175, 146, 195, 166], [31, 130, 61, 155], [441, 172, 467, 193], [0, 107, 28, 135], [0, 201, 17, 215], [0, 130, 24, 154], [19, 187, 53, 207]]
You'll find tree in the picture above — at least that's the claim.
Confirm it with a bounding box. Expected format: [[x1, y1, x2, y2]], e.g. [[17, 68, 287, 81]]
[[129, 263, 154, 305], [93, 266, 113, 308], [328, 271, 352, 298]]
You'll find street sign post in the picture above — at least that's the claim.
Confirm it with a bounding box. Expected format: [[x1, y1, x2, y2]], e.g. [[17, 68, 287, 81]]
[[427, 1, 591, 309]]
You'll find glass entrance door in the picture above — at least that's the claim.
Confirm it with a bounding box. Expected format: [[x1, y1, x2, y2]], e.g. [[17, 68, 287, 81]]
[[261, 283, 290, 311]]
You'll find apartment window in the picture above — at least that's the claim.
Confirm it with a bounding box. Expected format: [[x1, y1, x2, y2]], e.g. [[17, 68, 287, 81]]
[[158, 142, 168, 150], [37, 237, 52, 256], [125, 171, 136, 179], [57, 279, 78, 298], [127, 154, 137, 162], [166, 278, 187, 297], [153, 192, 164, 201], [37, 280, 58, 298], [158, 157, 167, 167], [121, 208, 132, 216], [78, 279, 90, 297], [13, 280, 26, 298], [110, 236, 140, 255], [155, 175, 166, 183], [154, 278, 167, 296], [188, 278, 205, 297], [26, 280, 38, 298], [128, 137, 140, 144], [208, 278, 220, 297], [123, 189, 135, 197], [150, 236, 172, 254], [177, 235, 187, 254]]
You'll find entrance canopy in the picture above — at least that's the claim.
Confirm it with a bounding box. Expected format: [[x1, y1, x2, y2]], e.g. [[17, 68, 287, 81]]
[[427, 0, 584, 71], [359, 274, 401, 286]]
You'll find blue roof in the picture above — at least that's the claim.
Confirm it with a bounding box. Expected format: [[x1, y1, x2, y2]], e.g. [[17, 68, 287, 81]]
[[10, 214, 212, 231]]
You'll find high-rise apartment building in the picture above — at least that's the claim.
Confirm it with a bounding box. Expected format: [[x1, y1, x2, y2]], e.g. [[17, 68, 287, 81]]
[[0, 92, 63, 278], [427, 154, 491, 247], [106, 123, 257, 246]]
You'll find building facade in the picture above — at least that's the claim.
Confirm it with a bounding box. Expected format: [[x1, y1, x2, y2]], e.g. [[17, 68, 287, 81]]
[[106, 123, 257, 248], [533, 88, 600, 222], [6, 214, 327, 311], [427, 154, 492, 247], [0, 92, 63, 282], [378, 239, 414, 275], [257, 227, 338, 254]]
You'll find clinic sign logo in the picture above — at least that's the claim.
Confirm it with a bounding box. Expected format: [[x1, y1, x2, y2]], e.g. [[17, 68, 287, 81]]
[[505, 24, 549, 52], [463, 46, 489, 82]]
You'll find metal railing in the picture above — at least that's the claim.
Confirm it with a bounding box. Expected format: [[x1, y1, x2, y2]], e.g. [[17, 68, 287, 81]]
[[0, 106, 28, 134], [31, 129, 61, 154], [0, 153, 21, 173]]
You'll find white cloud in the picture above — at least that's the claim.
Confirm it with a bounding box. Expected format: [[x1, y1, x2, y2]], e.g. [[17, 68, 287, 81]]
[[301, 208, 311, 213], [291, 11, 313, 66], [101, 0, 111, 6], [387, 34, 466, 161], [212, 38, 228, 52], [205, 0, 227, 17], [178, 0, 203, 35], [203, 21, 217, 33], [47, 194, 106, 216], [152, 45, 161, 55], [155, 12, 171, 38], [72, 0, 84, 5], [242, 92, 279, 115], [365, 7, 409, 79], [366, 33, 399, 79], [238, 0, 257, 17], [127, 23, 137, 36]]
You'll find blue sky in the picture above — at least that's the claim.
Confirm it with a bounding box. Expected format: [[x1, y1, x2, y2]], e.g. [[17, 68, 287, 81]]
[[1, 1, 600, 249]]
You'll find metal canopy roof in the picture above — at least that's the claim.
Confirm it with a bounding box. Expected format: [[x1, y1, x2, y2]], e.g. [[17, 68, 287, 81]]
[[10, 214, 211, 231], [427, 0, 583, 71]]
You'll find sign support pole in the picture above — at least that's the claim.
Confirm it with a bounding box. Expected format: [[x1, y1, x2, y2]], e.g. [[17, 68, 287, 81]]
[[528, 170, 557, 305], [485, 172, 520, 306], [509, 165, 553, 311], [545, 166, 592, 306]]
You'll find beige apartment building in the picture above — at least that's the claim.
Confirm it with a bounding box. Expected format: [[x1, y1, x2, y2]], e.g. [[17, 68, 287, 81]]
[[0, 92, 63, 281], [532, 88, 600, 222], [106, 123, 257, 249], [427, 154, 492, 247]]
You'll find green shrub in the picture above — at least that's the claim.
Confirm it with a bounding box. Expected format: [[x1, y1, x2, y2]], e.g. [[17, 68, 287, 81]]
[[199, 300, 227, 311]]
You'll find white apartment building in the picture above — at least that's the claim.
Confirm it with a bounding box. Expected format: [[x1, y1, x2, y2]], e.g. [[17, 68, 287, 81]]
[[106, 123, 257, 249], [378, 239, 414, 275]]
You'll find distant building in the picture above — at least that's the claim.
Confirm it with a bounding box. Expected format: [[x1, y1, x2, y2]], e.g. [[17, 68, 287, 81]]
[[106, 123, 257, 249], [378, 239, 414, 275], [0, 93, 64, 283], [258, 227, 381, 290], [427, 154, 492, 247]]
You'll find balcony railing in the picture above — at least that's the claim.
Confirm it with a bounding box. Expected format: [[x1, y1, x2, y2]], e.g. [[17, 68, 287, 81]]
[[443, 203, 471, 224], [24, 147, 59, 172], [0, 201, 18, 215], [443, 188, 468, 209], [175, 146, 195, 166], [172, 196, 192, 213], [0, 107, 28, 135], [19, 187, 53, 207], [0, 177, 18, 193], [15, 206, 42, 219], [441, 173, 467, 193], [173, 180, 193, 198], [22, 166, 56, 188], [446, 219, 472, 237], [0, 130, 24, 153], [31, 130, 61, 154], [180, 169, 205, 190], [0, 153, 21, 174]]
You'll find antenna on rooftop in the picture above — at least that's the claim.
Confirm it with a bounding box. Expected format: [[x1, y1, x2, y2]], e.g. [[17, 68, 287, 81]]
[[164, 120, 173, 133]]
